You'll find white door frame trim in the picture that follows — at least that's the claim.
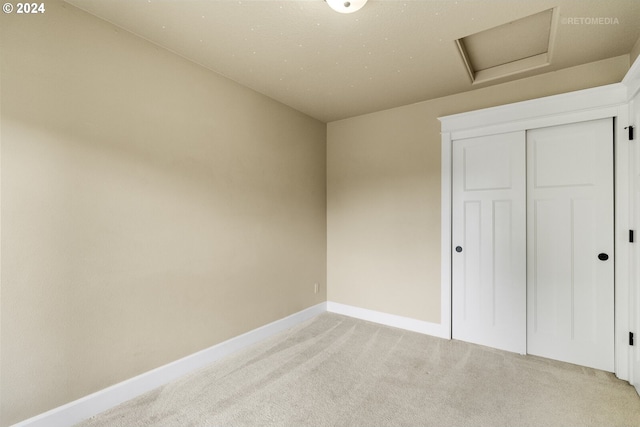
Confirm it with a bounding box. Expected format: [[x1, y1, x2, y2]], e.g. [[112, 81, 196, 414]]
[[624, 57, 640, 393], [439, 75, 637, 380]]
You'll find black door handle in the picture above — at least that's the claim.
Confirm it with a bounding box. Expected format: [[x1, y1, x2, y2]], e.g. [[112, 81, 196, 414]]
[[455, 246, 463, 253], [598, 253, 609, 261]]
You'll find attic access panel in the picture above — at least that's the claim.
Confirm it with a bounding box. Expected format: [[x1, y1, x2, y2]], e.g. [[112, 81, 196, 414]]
[[456, 8, 556, 84]]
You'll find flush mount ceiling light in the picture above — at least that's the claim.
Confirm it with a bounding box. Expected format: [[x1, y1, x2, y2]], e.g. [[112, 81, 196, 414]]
[[326, 0, 368, 14]]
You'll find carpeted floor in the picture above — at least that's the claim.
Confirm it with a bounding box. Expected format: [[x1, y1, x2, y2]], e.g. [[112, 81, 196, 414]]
[[76, 313, 640, 427]]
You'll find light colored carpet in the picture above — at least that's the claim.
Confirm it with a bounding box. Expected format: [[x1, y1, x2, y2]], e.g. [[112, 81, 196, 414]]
[[76, 313, 640, 427]]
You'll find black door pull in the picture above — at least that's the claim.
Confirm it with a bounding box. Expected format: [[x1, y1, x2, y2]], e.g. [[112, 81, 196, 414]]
[[455, 246, 463, 253], [598, 253, 609, 261]]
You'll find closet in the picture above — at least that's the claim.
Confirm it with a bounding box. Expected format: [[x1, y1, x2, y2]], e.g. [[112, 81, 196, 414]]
[[438, 59, 640, 390], [451, 118, 614, 371]]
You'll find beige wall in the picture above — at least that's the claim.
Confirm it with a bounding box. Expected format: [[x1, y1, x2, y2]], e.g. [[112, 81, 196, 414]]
[[632, 35, 640, 65], [327, 54, 630, 324], [0, 2, 326, 425]]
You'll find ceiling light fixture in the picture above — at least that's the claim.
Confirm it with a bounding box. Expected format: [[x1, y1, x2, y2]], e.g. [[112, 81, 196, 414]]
[[326, 0, 368, 14]]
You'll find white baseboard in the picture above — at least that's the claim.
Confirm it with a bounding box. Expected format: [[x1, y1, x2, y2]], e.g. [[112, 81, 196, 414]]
[[327, 301, 449, 339], [12, 301, 446, 427], [11, 302, 327, 427]]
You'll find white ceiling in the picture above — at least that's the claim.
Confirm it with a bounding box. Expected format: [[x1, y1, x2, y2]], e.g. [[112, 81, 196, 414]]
[[66, 0, 640, 122]]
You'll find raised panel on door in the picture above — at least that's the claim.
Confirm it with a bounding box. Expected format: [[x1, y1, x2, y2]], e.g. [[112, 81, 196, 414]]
[[452, 131, 526, 354], [527, 118, 614, 372]]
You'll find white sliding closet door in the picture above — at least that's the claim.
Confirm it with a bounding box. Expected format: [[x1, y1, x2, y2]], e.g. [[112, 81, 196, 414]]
[[526, 118, 614, 372], [452, 131, 527, 354]]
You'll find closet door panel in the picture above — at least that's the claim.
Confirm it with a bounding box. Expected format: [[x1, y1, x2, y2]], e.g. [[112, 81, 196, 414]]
[[452, 131, 526, 354], [526, 118, 614, 372]]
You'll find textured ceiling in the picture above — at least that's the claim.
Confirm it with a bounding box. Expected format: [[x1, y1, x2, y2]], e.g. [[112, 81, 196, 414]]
[[65, 0, 640, 122]]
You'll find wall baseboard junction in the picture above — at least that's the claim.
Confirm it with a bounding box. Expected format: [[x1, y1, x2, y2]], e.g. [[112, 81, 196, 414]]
[[11, 303, 327, 427], [12, 301, 450, 427], [327, 301, 448, 339]]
